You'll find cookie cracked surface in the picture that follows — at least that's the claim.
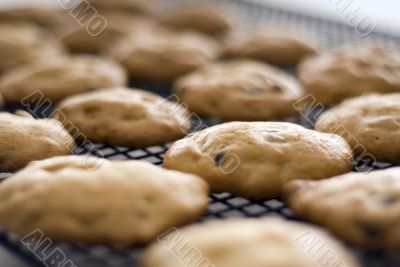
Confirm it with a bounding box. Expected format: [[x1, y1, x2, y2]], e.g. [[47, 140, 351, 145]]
[[164, 121, 353, 199]]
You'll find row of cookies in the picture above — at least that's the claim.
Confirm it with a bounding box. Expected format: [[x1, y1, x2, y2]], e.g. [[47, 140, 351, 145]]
[[0, 155, 362, 267]]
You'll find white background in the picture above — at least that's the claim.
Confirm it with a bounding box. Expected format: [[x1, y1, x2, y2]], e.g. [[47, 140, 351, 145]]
[[0, 0, 398, 34]]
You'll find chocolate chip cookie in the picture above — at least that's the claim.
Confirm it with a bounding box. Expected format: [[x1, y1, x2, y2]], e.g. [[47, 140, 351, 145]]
[[284, 167, 400, 251], [299, 45, 400, 104], [55, 88, 191, 148], [0, 111, 75, 173], [164, 121, 353, 199], [174, 60, 303, 120], [316, 93, 400, 163], [0, 156, 209, 245], [0, 55, 127, 103]]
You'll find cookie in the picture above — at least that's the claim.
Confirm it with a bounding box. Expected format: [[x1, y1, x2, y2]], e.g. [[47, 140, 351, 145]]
[[0, 7, 67, 30], [223, 29, 318, 66], [55, 88, 191, 148], [0, 111, 75, 173], [174, 60, 303, 120], [164, 122, 353, 199], [299, 45, 400, 105], [0, 55, 127, 103], [316, 93, 400, 163], [0, 93, 3, 108], [88, 0, 156, 16], [0, 23, 64, 73], [284, 167, 400, 251], [0, 156, 209, 245], [161, 5, 231, 38], [142, 218, 360, 267], [60, 13, 155, 54], [108, 29, 220, 82]]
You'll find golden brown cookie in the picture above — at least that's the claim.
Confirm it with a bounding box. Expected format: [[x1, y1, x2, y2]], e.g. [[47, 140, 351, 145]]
[[108, 29, 220, 82], [0, 156, 209, 245], [0, 111, 75, 173], [316, 93, 400, 163], [284, 167, 400, 251], [174, 60, 303, 120], [55, 88, 191, 148], [88, 0, 156, 16], [0, 55, 127, 103], [164, 121, 353, 199], [0, 7, 67, 30], [0, 23, 64, 73], [60, 12, 155, 54], [142, 218, 360, 267], [299, 45, 400, 104], [223, 29, 318, 66], [161, 5, 232, 38]]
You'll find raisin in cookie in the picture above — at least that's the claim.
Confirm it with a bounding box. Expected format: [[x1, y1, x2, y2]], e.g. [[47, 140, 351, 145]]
[[175, 60, 303, 120], [0, 23, 64, 73], [161, 5, 231, 38], [55, 88, 190, 148], [60, 13, 155, 54], [223, 29, 318, 67], [299, 45, 400, 105], [316, 93, 400, 163], [284, 167, 400, 251], [108, 29, 219, 82], [142, 218, 360, 267], [0, 111, 75, 173], [0, 55, 127, 103], [164, 122, 353, 199], [0, 156, 208, 245]]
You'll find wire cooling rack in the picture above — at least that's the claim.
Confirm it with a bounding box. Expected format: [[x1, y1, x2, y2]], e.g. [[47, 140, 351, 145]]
[[1, 0, 400, 266]]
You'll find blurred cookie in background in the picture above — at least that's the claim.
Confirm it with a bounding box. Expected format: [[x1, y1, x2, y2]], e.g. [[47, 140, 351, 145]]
[[87, 0, 156, 17], [0, 55, 127, 103], [223, 28, 318, 67], [299, 45, 400, 104], [55, 88, 191, 148], [0, 111, 75, 173], [0, 6, 68, 31], [108, 29, 220, 82], [160, 5, 232, 39], [142, 218, 360, 267], [174, 60, 303, 120], [0, 23, 64, 73], [59, 12, 156, 54]]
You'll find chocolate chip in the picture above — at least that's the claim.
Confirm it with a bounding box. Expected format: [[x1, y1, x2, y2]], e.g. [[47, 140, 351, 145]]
[[214, 152, 225, 166], [381, 195, 398, 205], [271, 85, 283, 93], [358, 221, 382, 239]]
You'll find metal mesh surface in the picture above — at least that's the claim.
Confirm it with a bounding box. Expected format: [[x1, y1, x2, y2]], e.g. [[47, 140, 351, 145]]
[[1, 0, 400, 266]]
